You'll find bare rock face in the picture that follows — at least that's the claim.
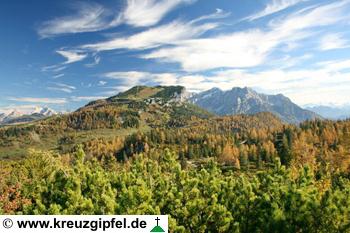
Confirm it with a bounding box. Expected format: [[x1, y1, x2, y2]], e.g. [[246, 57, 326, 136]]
[[190, 87, 320, 124]]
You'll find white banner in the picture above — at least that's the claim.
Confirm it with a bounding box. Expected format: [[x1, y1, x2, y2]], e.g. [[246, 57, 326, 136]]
[[0, 215, 168, 233]]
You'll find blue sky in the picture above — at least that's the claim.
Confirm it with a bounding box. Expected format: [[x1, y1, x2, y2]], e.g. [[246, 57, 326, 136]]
[[1, 0, 350, 113]]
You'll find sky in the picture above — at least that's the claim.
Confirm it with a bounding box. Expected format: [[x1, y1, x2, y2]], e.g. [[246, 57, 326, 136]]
[[1, 0, 350, 113]]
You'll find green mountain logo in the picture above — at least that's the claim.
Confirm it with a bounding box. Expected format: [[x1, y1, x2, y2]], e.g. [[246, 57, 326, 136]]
[[150, 217, 165, 232], [150, 225, 165, 232]]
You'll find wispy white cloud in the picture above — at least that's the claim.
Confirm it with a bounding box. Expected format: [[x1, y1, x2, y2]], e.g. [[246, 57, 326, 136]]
[[8, 97, 67, 104], [47, 83, 76, 93], [42, 49, 87, 74], [245, 0, 307, 21], [37, 2, 122, 38], [123, 0, 194, 27], [319, 33, 349, 50], [102, 71, 177, 87], [98, 81, 107, 86], [70, 96, 108, 102], [53, 73, 65, 79], [41, 64, 67, 73], [37, 0, 194, 38], [270, 1, 350, 33], [269, 53, 313, 69], [190, 8, 231, 24], [82, 20, 217, 52], [142, 1, 350, 71], [142, 30, 271, 71], [85, 55, 101, 67], [103, 71, 148, 80], [316, 59, 350, 72], [56, 50, 87, 64]]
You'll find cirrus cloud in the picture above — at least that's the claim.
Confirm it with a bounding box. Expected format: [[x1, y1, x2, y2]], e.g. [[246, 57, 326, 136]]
[[8, 97, 67, 104], [56, 50, 88, 64], [82, 20, 217, 52], [245, 0, 308, 21], [37, 2, 121, 38], [122, 0, 195, 27], [37, 0, 196, 38]]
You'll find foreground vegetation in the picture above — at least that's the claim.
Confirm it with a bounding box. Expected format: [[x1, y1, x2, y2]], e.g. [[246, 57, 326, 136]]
[[1, 148, 350, 232]]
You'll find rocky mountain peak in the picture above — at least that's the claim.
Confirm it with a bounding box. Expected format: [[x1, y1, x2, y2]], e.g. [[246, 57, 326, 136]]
[[190, 86, 320, 124]]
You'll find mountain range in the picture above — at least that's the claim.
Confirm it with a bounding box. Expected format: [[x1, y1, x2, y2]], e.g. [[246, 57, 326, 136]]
[[189, 87, 319, 124], [0, 85, 325, 159], [0, 107, 56, 125], [0, 86, 322, 126], [106, 85, 321, 124], [305, 105, 350, 120]]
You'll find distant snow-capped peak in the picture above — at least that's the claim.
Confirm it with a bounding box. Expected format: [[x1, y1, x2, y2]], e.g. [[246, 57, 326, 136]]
[[31, 107, 56, 116], [6, 110, 23, 118], [0, 106, 58, 124], [0, 106, 57, 118]]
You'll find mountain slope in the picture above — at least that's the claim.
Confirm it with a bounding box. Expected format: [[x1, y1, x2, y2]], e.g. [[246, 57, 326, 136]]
[[190, 87, 320, 124], [0, 86, 214, 158]]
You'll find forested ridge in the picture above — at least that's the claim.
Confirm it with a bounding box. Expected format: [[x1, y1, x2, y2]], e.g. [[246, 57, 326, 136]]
[[0, 86, 350, 232]]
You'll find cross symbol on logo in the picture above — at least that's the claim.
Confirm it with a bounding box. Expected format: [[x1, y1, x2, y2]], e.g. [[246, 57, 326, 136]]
[[155, 217, 160, 226]]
